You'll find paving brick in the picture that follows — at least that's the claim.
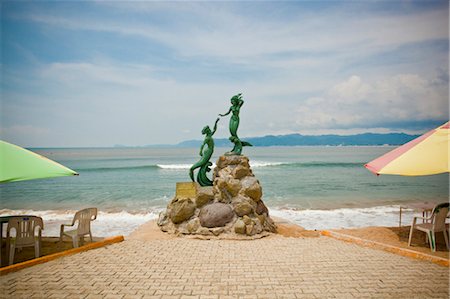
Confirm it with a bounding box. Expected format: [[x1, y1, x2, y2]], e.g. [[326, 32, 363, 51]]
[[0, 237, 448, 299]]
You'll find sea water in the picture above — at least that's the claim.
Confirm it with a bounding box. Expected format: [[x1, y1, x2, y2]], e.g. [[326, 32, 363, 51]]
[[1, 146, 448, 236]]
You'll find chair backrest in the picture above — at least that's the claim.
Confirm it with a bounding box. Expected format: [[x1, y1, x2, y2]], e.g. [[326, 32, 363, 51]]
[[7, 216, 44, 246], [74, 208, 97, 236], [431, 202, 449, 231]]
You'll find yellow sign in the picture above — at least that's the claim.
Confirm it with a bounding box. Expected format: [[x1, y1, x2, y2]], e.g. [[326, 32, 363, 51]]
[[176, 182, 197, 198]]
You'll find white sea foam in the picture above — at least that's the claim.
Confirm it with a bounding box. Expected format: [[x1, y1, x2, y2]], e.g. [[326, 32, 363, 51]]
[[157, 161, 285, 170], [0, 209, 162, 237], [1, 205, 416, 237], [269, 205, 415, 230], [157, 164, 192, 169], [249, 161, 286, 167]]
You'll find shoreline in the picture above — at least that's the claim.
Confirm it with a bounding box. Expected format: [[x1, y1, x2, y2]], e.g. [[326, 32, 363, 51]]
[[1, 203, 440, 237]]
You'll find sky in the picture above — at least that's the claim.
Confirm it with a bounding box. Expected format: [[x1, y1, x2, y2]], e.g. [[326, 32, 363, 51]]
[[1, 1, 449, 147]]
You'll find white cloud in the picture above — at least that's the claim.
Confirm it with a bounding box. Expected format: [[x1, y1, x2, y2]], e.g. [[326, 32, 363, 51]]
[[2, 62, 246, 146], [3, 59, 447, 146], [3, 2, 448, 146], [295, 74, 448, 131], [41, 62, 160, 88], [15, 3, 448, 65], [329, 76, 372, 104]]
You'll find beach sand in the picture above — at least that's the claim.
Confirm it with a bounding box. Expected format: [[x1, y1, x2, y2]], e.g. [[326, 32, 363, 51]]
[[0, 237, 101, 267], [127, 218, 321, 241], [334, 226, 449, 259]]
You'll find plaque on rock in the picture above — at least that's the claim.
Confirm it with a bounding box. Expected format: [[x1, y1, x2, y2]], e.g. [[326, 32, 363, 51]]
[[176, 182, 197, 198]]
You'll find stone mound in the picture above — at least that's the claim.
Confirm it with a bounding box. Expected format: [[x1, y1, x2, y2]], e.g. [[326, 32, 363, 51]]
[[157, 155, 277, 238]]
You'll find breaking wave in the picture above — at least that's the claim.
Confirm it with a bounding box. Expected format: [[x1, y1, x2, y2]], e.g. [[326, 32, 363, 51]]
[[1, 205, 414, 236], [0, 208, 162, 237], [270, 205, 411, 230], [74, 161, 362, 172]]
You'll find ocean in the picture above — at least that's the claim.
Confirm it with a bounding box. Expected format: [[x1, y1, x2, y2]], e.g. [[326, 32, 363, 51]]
[[1, 146, 448, 236]]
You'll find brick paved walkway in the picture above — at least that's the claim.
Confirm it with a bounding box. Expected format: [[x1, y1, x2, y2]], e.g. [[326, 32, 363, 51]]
[[1, 236, 448, 298]]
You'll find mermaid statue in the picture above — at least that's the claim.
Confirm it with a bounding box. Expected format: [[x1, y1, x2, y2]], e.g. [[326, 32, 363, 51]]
[[219, 93, 252, 155], [189, 118, 220, 186]]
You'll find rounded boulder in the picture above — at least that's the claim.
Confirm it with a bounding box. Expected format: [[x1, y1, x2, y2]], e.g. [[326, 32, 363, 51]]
[[199, 203, 234, 228], [169, 198, 196, 224]]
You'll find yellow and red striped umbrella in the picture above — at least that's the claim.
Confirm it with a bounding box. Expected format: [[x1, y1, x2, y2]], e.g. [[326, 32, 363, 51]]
[[365, 122, 449, 176]]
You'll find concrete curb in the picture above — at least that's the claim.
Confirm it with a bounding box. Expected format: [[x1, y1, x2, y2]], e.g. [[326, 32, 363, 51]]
[[0, 235, 124, 276], [321, 230, 449, 267]]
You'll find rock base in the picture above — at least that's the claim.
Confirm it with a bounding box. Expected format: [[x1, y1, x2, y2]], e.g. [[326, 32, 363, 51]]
[[158, 155, 277, 239]]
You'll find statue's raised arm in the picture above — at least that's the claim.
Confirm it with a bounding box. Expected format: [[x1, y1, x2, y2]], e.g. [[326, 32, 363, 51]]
[[189, 118, 220, 186], [219, 108, 232, 117], [220, 93, 252, 155], [211, 117, 219, 135]]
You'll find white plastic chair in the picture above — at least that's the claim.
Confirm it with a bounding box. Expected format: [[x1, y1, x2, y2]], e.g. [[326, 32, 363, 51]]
[[408, 202, 449, 252], [6, 216, 44, 265], [60, 208, 97, 248]]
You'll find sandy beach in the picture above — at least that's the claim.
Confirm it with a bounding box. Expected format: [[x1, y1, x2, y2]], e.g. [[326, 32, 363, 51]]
[[334, 226, 449, 259], [0, 237, 102, 267], [1, 218, 449, 298]]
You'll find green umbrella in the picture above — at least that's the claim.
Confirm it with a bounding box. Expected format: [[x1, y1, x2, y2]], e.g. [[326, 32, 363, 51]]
[[0, 140, 78, 183]]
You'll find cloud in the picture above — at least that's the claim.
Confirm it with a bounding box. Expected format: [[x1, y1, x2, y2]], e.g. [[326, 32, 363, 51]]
[[2, 61, 246, 146], [2, 2, 448, 146], [11, 3, 448, 65], [40, 62, 157, 88], [329, 76, 372, 104], [2, 59, 448, 146], [295, 73, 448, 132]]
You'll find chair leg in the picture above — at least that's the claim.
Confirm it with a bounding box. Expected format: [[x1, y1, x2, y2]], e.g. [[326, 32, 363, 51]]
[[8, 243, 15, 266], [429, 231, 436, 252], [89, 232, 93, 242], [443, 229, 449, 250], [34, 239, 40, 258], [72, 236, 79, 248], [59, 225, 65, 246], [58, 236, 64, 249], [408, 225, 414, 246]]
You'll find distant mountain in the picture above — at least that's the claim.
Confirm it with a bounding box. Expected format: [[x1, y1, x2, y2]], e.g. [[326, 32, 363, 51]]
[[176, 133, 419, 147]]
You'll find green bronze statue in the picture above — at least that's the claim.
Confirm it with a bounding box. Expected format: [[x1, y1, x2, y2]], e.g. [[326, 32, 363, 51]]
[[189, 118, 220, 186], [219, 93, 252, 155]]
